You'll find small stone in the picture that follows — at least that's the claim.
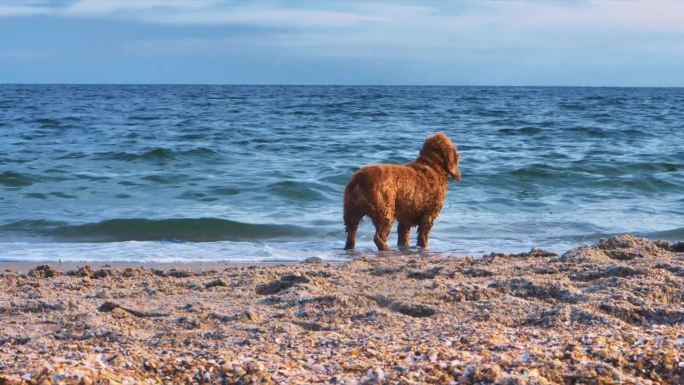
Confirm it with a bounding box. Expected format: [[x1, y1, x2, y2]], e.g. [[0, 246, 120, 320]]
[[93, 269, 113, 279], [248, 361, 265, 373], [28, 265, 58, 279], [176, 317, 201, 329], [654, 240, 671, 250], [165, 268, 193, 278], [242, 309, 260, 322], [69, 265, 94, 278], [256, 274, 309, 295], [98, 301, 120, 312], [306, 363, 326, 372], [204, 278, 228, 289], [373, 367, 385, 383]]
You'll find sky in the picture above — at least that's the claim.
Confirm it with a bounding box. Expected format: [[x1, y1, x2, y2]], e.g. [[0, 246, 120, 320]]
[[1, 0, 683, 86]]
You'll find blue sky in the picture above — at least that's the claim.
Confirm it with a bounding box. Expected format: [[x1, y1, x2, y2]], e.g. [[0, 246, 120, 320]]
[[1, 0, 683, 86]]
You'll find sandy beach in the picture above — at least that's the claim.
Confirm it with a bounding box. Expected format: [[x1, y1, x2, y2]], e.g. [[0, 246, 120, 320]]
[[1, 235, 682, 384]]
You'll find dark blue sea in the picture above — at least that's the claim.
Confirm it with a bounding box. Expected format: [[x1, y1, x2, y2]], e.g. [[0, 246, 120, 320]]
[[0, 85, 682, 262]]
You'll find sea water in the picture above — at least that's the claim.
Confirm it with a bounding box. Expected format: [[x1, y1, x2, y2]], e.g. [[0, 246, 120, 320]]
[[1, 85, 682, 262]]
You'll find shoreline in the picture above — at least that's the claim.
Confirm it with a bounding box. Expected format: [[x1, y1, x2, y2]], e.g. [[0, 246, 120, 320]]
[[1, 235, 682, 384], [0, 260, 304, 274]]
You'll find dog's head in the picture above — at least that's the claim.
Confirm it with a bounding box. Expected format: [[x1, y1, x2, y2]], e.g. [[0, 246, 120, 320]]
[[419, 132, 461, 181]]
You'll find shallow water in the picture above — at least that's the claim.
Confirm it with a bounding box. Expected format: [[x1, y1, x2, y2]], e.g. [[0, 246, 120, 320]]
[[1, 85, 682, 261]]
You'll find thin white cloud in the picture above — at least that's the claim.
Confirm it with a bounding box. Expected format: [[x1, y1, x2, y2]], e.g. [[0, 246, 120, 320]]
[[0, 3, 51, 17], [151, 9, 386, 27], [503, 0, 684, 32], [62, 0, 210, 16], [118, 0, 684, 62], [39, 0, 386, 28], [3, 0, 684, 33]]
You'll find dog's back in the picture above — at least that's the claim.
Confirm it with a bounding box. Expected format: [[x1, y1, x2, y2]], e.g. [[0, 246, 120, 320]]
[[344, 164, 445, 224]]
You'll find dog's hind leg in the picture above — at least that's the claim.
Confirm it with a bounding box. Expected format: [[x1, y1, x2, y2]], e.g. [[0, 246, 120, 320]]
[[397, 223, 411, 249], [344, 211, 363, 250]]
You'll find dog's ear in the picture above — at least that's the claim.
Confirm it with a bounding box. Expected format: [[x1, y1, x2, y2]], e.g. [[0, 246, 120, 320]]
[[436, 132, 461, 181], [449, 148, 461, 181]]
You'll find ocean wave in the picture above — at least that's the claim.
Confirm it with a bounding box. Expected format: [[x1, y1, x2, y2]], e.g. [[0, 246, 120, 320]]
[[510, 164, 560, 179], [128, 115, 159, 121], [56, 152, 88, 160], [320, 173, 352, 186], [176, 191, 219, 202], [1, 218, 311, 243], [0, 171, 35, 187], [1, 219, 65, 231], [558, 102, 587, 110], [571, 160, 681, 176], [477, 109, 508, 117], [628, 162, 680, 173], [643, 227, 684, 240], [498, 126, 543, 136], [618, 176, 683, 192], [207, 187, 240, 196], [0, 240, 349, 263], [94, 147, 219, 162], [177, 133, 208, 140], [32, 118, 61, 127], [268, 181, 327, 201], [23, 192, 48, 200], [566, 126, 608, 137]]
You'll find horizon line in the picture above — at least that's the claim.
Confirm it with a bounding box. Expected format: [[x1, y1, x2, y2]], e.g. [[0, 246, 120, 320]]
[[1, 82, 683, 88]]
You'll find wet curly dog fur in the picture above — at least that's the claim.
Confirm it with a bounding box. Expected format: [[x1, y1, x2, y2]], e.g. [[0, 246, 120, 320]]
[[344, 132, 461, 251]]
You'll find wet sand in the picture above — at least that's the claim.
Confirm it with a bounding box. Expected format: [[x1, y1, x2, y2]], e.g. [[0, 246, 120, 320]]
[[1, 235, 683, 384], [0, 261, 299, 274]]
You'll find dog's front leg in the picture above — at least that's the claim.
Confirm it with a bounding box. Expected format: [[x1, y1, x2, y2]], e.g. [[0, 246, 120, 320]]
[[397, 223, 411, 249], [372, 219, 392, 251], [417, 221, 433, 249]]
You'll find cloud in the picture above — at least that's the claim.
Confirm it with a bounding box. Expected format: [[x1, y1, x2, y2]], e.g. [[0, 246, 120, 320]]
[[116, 0, 684, 66], [0, 3, 52, 17], [2, 0, 683, 85], [62, 0, 211, 17], [148, 8, 386, 28], [3, 0, 684, 33], [503, 0, 684, 32], [3, 0, 386, 28]]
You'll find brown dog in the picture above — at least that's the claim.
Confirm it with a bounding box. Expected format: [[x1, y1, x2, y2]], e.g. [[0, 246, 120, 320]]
[[344, 132, 461, 251]]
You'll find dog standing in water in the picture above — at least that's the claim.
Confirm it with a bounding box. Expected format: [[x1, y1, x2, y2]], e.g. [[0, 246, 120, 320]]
[[343, 132, 461, 251]]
